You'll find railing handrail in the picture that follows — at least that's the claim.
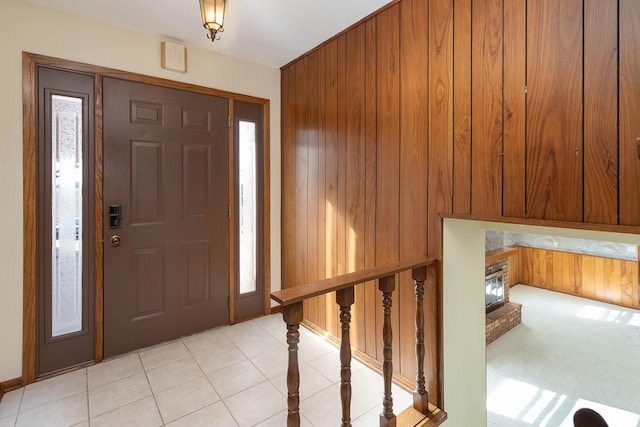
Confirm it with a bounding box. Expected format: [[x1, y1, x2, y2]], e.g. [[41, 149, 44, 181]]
[[271, 255, 446, 427], [271, 255, 436, 306]]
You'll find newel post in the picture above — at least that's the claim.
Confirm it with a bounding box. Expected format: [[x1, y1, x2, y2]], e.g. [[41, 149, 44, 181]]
[[379, 274, 396, 427], [336, 286, 355, 427], [412, 265, 429, 413], [283, 302, 304, 427]]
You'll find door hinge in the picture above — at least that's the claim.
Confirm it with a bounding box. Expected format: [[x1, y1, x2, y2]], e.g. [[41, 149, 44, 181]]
[[228, 296, 231, 309], [228, 205, 231, 219], [228, 114, 231, 128], [524, 86, 528, 94]]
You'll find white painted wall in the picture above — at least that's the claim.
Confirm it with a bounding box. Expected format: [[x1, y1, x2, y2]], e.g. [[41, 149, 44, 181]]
[[0, 0, 281, 383], [442, 218, 640, 427]]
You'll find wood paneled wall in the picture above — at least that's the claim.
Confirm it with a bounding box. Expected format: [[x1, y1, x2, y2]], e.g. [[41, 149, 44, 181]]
[[519, 247, 640, 309], [281, 0, 640, 404]]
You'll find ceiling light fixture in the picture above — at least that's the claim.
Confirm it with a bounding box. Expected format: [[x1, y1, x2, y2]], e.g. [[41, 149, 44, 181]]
[[199, 0, 226, 43]]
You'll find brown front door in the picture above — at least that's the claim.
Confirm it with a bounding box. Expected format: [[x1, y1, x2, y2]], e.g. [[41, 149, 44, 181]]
[[103, 77, 229, 357]]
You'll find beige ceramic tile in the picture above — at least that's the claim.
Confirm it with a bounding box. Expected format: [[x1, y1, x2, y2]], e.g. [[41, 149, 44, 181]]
[[154, 377, 220, 424], [90, 396, 161, 427], [0, 388, 23, 418], [182, 329, 230, 355], [70, 421, 89, 427], [225, 328, 283, 359], [165, 401, 238, 427], [352, 405, 381, 427], [254, 409, 314, 427], [307, 349, 366, 383], [16, 392, 87, 427], [297, 328, 339, 363], [224, 381, 287, 426], [139, 341, 191, 371], [252, 313, 285, 332], [88, 353, 144, 389], [250, 346, 289, 379], [0, 415, 16, 427], [207, 359, 267, 399], [20, 369, 87, 412], [145, 356, 203, 394], [88, 371, 152, 417], [299, 383, 368, 426], [350, 368, 413, 412], [192, 341, 247, 374]]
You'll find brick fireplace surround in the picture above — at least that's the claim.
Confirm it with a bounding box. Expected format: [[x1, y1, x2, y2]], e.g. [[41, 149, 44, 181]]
[[485, 257, 522, 344]]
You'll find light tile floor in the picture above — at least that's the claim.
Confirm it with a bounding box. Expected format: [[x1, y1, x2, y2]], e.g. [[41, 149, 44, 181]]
[[0, 314, 412, 427]]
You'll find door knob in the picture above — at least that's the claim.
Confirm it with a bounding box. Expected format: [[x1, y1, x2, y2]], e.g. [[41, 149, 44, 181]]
[[109, 235, 121, 247]]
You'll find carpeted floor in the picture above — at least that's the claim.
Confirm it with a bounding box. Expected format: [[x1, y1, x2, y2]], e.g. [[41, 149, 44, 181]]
[[487, 284, 640, 427]]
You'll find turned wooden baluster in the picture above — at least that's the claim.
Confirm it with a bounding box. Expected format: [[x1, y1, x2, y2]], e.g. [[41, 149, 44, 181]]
[[379, 274, 396, 427], [283, 302, 304, 427], [412, 265, 429, 413], [336, 286, 355, 427]]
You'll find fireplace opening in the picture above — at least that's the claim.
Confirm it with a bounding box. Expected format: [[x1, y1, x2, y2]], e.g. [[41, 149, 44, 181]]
[[486, 270, 505, 313]]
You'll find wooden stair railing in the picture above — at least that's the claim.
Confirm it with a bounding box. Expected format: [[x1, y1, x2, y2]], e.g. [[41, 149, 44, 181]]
[[271, 257, 447, 427]]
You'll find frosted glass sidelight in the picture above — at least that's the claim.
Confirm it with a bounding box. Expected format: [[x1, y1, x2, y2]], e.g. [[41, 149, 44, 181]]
[[238, 121, 257, 294], [51, 95, 83, 337]]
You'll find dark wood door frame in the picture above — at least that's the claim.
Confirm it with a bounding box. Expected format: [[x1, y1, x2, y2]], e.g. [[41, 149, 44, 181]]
[[22, 52, 271, 385]]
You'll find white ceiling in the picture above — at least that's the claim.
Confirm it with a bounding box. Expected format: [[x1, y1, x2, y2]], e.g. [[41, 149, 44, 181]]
[[25, 0, 393, 68]]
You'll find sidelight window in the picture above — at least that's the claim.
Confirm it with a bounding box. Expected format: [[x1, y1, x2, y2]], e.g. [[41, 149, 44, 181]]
[[238, 120, 257, 295], [51, 95, 83, 337]]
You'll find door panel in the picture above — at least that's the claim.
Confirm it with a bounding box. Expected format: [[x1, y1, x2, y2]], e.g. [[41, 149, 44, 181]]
[[103, 78, 229, 357]]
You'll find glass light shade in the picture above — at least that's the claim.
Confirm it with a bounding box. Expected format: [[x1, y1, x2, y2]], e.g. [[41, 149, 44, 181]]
[[199, 0, 226, 40]]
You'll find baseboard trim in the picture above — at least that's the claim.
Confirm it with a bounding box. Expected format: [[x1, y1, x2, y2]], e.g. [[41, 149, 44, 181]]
[[270, 305, 282, 315], [0, 377, 23, 403]]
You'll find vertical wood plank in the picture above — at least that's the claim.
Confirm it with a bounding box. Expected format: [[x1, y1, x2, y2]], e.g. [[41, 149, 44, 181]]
[[594, 256, 606, 301], [281, 66, 297, 289], [325, 39, 339, 337], [509, 250, 520, 285], [335, 34, 348, 336], [364, 18, 378, 359], [620, 0, 640, 226], [428, 0, 454, 258], [604, 258, 622, 305], [471, 0, 503, 216], [317, 45, 328, 330], [562, 252, 575, 295], [533, 249, 546, 288], [621, 261, 635, 308], [306, 51, 320, 326], [545, 250, 554, 289], [583, 0, 618, 225], [552, 251, 563, 292], [376, 4, 401, 366], [519, 247, 535, 286], [345, 26, 367, 351], [452, 0, 472, 214], [399, 0, 429, 379], [503, 0, 527, 217], [582, 255, 596, 300], [428, 1, 453, 403], [526, 0, 583, 221], [573, 254, 582, 295], [294, 58, 309, 291]]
